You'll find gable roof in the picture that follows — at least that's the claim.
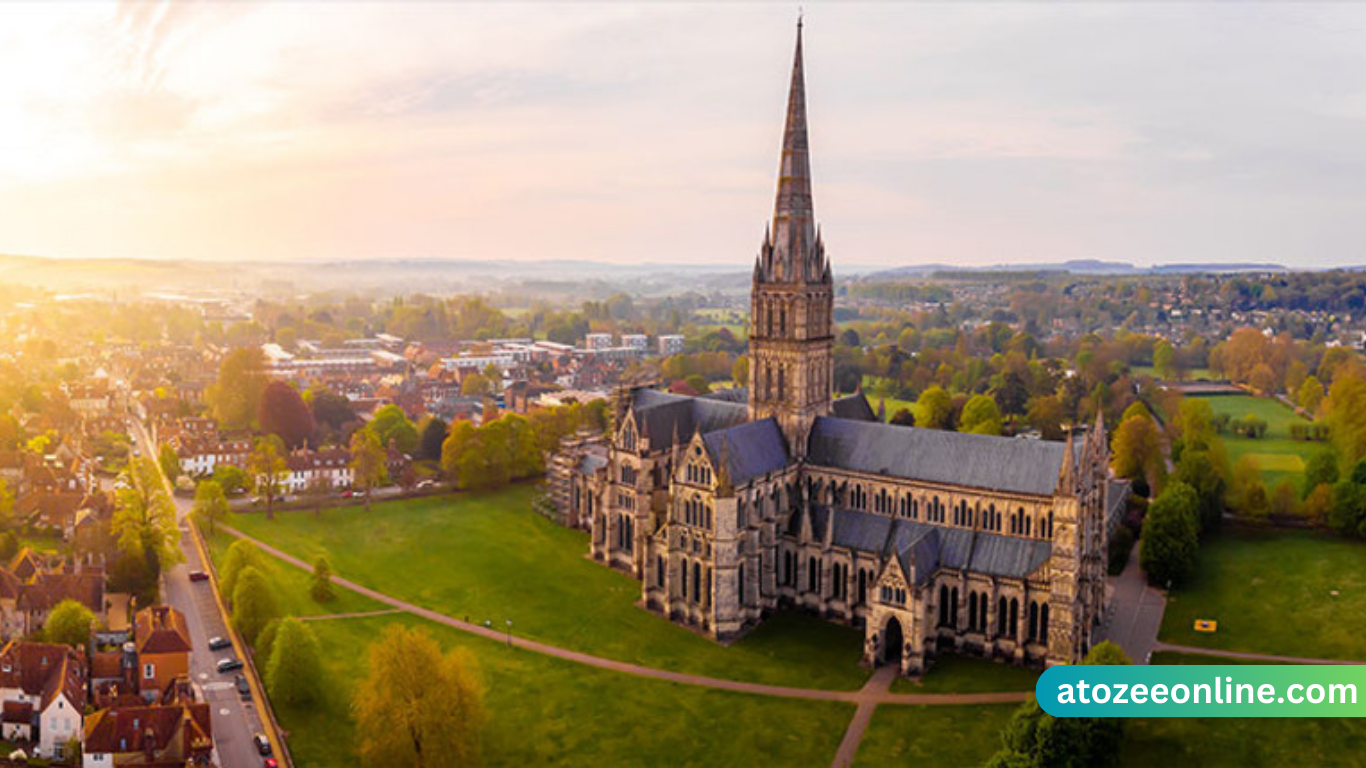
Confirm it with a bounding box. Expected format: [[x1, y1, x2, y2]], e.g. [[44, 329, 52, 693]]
[[808, 417, 1079, 497], [83, 702, 213, 759], [0, 641, 88, 711], [134, 606, 192, 655], [18, 571, 105, 616], [627, 389, 747, 449], [816, 506, 1053, 584], [831, 392, 877, 422], [700, 418, 790, 487]]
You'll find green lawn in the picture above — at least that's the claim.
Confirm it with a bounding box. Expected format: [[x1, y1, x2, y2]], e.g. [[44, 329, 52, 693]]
[[854, 704, 1016, 766], [280, 613, 854, 767], [1197, 394, 1317, 492], [889, 653, 1040, 694], [222, 486, 870, 690], [204, 529, 387, 618], [1124, 713, 1366, 766], [1159, 529, 1366, 660]]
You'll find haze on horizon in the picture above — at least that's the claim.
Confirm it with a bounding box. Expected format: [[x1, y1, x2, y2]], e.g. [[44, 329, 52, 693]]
[[3, 2, 1366, 271]]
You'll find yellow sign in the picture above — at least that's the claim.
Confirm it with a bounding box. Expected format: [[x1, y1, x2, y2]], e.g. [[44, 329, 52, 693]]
[[1194, 620, 1218, 633]]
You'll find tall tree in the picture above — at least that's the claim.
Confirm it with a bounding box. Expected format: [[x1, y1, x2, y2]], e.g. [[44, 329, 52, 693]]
[[349, 428, 386, 511], [367, 405, 419, 454], [1110, 410, 1163, 495], [231, 566, 279, 646], [416, 416, 448, 462], [1139, 481, 1201, 588], [310, 556, 335, 603], [220, 539, 265, 604], [113, 458, 182, 595], [266, 618, 323, 707], [959, 394, 1003, 436], [916, 386, 953, 430], [209, 347, 268, 431], [352, 624, 486, 768], [440, 420, 478, 486], [192, 480, 229, 536], [158, 443, 181, 484], [258, 380, 316, 449], [248, 435, 288, 520]]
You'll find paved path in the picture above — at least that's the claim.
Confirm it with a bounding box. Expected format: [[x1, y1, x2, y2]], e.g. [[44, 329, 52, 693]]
[[220, 524, 1031, 708], [1095, 555, 1166, 664], [298, 609, 404, 622], [830, 666, 897, 768], [1151, 643, 1366, 665]]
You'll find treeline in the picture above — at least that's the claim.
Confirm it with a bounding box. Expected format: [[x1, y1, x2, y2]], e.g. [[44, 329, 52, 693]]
[[438, 401, 609, 492]]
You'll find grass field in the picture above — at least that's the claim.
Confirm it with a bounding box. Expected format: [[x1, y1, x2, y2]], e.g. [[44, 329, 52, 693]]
[[280, 614, 853, 767], [1158, 529, 1366, 660], [223, 486, 870, 690], [889, 654, 1039, 694], [1197, 393, 1316, 492], [853, 704, 1016, 766], [205, 529, 387, 618]]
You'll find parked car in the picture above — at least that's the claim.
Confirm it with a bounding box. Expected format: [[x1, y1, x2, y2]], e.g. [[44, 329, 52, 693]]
[[216, 658, 244, 674], [207, 636, 232, 651], [416, 479, 436, 490], [263, 759, 278, 768], [340, 490, 356, 499], [235, 674, 251, 697], [188, 570, 209, 582], [254, 733, 272, 756]]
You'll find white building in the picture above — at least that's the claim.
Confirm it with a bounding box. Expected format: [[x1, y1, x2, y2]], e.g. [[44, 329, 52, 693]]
[[659, 335, 685, 356], [585, 333, 614, 351], [621, 334, 649, 351]]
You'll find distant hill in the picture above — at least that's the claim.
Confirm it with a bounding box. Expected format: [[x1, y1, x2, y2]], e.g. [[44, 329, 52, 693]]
[[860, 259, 1289, 281]]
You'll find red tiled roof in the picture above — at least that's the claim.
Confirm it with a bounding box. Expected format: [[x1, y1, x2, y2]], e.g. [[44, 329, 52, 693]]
[[134, 606, 191, 655]]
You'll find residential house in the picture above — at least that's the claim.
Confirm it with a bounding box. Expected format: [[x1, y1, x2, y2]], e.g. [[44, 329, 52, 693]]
[[132, 607, 191, 704], [0, 641, 88, 760], [82, 701, 213, 768]]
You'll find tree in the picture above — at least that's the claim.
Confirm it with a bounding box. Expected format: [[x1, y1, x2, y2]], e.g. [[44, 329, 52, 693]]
[[986, 699, 1123, 768], [1025, 395, 1065, 440], [158, 443, 181, 484], [959, 394, 1002, 436], [1173, 450, 1227, 532], [1139, 481, 1201, 588], [45, 599, 96, 649], [1326, 373, 1366, 465], [416, 416, 448, 462], [683, 374, 711, 395], [350, 428, 386, 511], [460, 372, 492, 398], [258, 380, 316, 449], [1110, 411, 1163, 495], [1299, 375, 1326, 415], [1305, 447, 1340, 496], [309, 388, 358, 438], [0, 531, 17, 562], [209, 347, 267, 431], [1153, 340, 1178, 380], [213, 465, 249, 495], [368, 405, 419, 454], [1269, 480, 1300, 519], [731, 356, 749, 388], [890, 408, 916, 427], [266, 618, 323, 706], [1229, 455, 1268, 517], [440, 420, 478, 486], [1304, 483, 1334, 527], [916, 386, 953, 430], [113, 458, 182, 599], [231, 566, 279, 646], [255, 619, 282, 670], [352, 624, 486, 768], [0, 478, 14, 531], [248, 435, 288, 520], [220, 539, 265, 603], [192, 480, 229, 536], [1084, 640, 1132, 666], [310, 556, 335, 603]]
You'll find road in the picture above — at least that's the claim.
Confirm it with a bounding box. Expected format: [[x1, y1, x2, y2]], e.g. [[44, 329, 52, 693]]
[[132, 419, 267, 768]]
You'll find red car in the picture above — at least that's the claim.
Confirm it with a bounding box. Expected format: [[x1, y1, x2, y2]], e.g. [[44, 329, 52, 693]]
[[264, 759, 278, 768], [188, 571, 209, 582]]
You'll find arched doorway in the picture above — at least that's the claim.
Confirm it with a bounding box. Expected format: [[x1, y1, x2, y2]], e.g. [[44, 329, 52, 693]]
[[883, 617, 904, 665]]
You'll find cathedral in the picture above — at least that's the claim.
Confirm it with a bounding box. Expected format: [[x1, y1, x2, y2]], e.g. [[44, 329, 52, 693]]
[[550, 24, 1123, 674]]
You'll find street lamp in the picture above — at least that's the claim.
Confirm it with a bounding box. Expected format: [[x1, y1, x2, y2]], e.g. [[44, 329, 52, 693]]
[[506, 619, 513, 646]]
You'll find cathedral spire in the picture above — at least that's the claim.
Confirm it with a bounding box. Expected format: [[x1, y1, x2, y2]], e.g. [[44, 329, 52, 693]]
[[766, 19, 820, 285]]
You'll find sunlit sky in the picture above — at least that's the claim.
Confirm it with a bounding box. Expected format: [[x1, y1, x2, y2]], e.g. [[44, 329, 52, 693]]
[[3, 2, 1366, 269]]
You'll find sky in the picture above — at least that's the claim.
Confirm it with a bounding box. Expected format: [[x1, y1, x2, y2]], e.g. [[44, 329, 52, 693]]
[[3, 2, 1366, 270]]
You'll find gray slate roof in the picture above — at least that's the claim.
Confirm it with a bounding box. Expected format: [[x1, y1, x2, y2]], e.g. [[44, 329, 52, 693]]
[[831, 393, 877, 422], [808, 417, 1076, 497], [813, 506, 1053, 584], [700, 418, 790, 487], [629, 389, 747, 448]]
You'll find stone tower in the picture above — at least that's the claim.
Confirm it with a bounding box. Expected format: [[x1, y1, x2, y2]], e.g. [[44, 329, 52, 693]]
[[748, 20, 834, 458]]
